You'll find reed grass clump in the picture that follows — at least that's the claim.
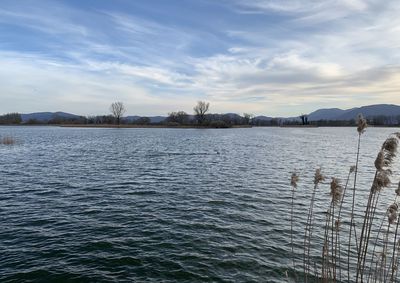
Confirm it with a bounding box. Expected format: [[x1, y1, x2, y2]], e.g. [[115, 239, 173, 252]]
[[0, 136, 16, 145], [288, 114, 400, 282]]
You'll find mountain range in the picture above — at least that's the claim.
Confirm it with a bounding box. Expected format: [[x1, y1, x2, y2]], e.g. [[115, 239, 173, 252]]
[[18, 104, 400, 123], [21, 112, 79, 122], [307, 104, 400, 121]]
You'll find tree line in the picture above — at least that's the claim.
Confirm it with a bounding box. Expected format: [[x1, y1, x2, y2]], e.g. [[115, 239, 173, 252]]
[[2, 102, 400, 127], [0, 113, 22, 124], [0, 101, 253, 128], [166, 101, 249, 127]]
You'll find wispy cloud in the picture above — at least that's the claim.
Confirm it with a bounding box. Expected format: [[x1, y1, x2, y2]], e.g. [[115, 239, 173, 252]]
[[230, 0, 367, 18], [0, 5, 88, 36]]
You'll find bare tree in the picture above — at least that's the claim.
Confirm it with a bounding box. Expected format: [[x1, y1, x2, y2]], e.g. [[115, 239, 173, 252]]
[[300, 114, 308, 125], [243, 113, 254, 125], [110, 102, 126, 125], [193, 101, 210, 125], [167, 111, 189, 125]]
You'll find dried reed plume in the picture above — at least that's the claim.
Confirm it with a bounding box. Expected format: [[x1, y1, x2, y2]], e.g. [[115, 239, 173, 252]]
[[314, 168, 325, 185], [388, 203, 398, 225], [322, 178, 343, 281], [330, 178, 343, 206], [348, 113, 367, 282], [291, 173, 299, 189], [357, 134, 399, 282], [0, 136, 16, 145], [288, 112, 400, 282], [357, 113, 367, 134]]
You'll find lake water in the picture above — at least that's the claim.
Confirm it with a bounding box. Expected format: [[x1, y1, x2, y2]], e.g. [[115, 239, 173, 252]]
[[1, 126, 400, 282]]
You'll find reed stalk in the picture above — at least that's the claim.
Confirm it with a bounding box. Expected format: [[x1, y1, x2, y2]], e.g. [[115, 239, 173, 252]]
[[365, 197, 397, 283], [348, 114, 366, 282], [357, 134, 398, 282], [388, 185, 400, 282], [335, 167, 354, 282], [322, 202, 333, 281], [288, 113, 400, 283], [290, 173, 299, 270], [304, 168, 324, 282]]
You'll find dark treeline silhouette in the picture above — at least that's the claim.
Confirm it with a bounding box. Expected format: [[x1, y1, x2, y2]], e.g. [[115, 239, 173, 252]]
[[299, 114, 309, 125], [252, 118, 281, 126], [164, 101, 252, 128], [2, 101, 400, 127], [166, 111, 189, 125], [165, 112, 252, 128], [3, 114, 400, 127], [19, 114, 152, 125], [0, 113, 22, 124], [24, 114, 87, 125], [86, 115, 114, 124], [285, 116, 400, 127]]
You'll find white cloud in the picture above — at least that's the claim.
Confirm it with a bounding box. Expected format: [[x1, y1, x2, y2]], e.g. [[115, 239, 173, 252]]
[[0, 52, 159, 115], [0, 7, 88, 36], [231, 0, 368, 16]]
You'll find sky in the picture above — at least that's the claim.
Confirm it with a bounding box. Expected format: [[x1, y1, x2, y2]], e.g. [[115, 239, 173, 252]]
[[0, 0, 399, 116]]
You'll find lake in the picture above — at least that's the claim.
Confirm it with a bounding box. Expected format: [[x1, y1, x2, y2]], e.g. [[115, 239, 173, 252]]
[[1, 126, 399, 282]]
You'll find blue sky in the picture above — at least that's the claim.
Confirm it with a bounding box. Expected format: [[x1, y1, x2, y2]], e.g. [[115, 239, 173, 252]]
[[0, 0, 399, 116]]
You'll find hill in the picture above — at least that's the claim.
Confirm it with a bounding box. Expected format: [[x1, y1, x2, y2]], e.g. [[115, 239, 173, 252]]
[[21, 112, 81, 122], [308, 104, 400, 121], [10, 104, 400, 125]]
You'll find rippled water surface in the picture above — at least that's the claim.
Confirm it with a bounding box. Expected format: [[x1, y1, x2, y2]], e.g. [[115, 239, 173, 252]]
[[1, 126, 400, 282]]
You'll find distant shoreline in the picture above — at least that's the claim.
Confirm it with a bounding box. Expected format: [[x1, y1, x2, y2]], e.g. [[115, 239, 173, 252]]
[[0, 124, 399, 128], [279, 125, 319, 128], [59, 124, 252, 129]]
